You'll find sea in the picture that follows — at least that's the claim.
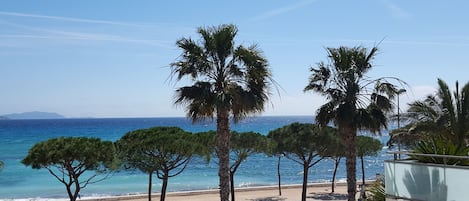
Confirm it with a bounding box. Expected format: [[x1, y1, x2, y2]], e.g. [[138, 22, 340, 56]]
[[0, 116, 393, 200]]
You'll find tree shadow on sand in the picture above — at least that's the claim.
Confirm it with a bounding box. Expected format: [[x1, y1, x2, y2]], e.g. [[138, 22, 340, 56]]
[[247, 197, 286, 201], [307, 192, 348, 200]]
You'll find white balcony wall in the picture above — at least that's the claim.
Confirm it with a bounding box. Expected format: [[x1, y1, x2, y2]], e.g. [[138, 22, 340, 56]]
[[385, 160, 469, 201]]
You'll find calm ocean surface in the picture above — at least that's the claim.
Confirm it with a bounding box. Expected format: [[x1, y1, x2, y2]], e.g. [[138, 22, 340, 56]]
[[0, 116, 392, 200]]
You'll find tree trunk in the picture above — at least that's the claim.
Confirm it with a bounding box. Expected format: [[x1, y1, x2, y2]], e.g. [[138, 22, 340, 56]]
[[331, 157, 341, 193], [160, 175, 168, 201], [343, 126, 357, 201], [230, 171, 235, 201], [360, 156, 366, 199], [277, 155, 282, 196], [361, 156, 365, 186], [301, 163, 309, 201], [217, 109, 231, 201], [72, 176, 80, 201], [66, 183, 75, 201], [148, 171, 153, 201]]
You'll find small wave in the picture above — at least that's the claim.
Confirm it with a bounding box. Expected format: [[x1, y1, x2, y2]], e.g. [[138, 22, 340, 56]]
[[0, 198, 67, 201], [237, 182, 253, 188]]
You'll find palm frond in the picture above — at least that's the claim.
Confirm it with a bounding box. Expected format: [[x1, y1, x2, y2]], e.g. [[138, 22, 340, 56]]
[[171, 38, 209, 80], [437, 79, 456, 123], [171, 24, 275, 123], [174, 82, 216, 122], [304, 65, 331, 92], [371, 93, 393, 112], [315, 101, 337, 127], [356, 106, 387, 133]]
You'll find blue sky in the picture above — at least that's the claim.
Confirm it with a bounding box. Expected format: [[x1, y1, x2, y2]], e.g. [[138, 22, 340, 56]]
[[1, 0, 468, 118]]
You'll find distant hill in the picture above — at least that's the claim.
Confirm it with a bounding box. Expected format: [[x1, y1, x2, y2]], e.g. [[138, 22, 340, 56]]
[[1, 111, 66, 119]]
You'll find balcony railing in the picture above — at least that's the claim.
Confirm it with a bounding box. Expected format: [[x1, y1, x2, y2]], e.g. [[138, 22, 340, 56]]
[[385, 151, 469, 201]]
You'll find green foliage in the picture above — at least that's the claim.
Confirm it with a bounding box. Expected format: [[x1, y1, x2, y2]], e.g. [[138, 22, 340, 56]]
[[411, 136, 469, 165], [191, 130, 268, 201], [170, 24, 274, 122], [116, 126, 196, 201], [388, 124, 426, 148], [231, 131, 268, 175], [171, 24, 275, 201], [318, 131, 344, 193], [22, 137, 115, 201], [304, 46, 398, 132], [319, 131, 345, 158], [356, 136, 383, 186], [395, 79, 469, 146], [356, 136, 382, 158], [193, 130, 268, 168], [268, 123, 335, 160], [366, 179, 386, 201], [192, 130, 217, 162], [231, 131, 268, 161], [22, 137, 115, 170], [268, 122, 336, 201], [116, 127, 195, 173], [230, 131, 267, 201], [0, 160, 3, 171], [304, 46, 401, 201]]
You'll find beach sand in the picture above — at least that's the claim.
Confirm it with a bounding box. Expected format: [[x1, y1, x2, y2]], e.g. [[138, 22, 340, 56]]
[[86, 183, 353, 201]]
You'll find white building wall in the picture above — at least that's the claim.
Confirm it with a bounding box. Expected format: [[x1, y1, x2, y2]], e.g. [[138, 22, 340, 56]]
[[385, 160, 469, 201]]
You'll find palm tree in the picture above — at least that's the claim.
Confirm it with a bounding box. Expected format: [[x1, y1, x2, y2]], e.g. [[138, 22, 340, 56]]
[[304, 46, 398, 201], [393, 79, 469, 146], [170, 24, 273, 201]]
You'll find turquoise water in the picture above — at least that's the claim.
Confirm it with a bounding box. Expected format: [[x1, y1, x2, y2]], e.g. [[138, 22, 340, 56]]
[[0, 116, 392, 199]]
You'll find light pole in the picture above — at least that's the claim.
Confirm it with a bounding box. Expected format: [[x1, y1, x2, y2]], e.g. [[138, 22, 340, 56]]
[[397, 89, 406, 158]]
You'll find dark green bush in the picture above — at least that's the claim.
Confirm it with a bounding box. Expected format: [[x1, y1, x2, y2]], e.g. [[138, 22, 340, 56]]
[[411, 137, 469, 166], [366, 179, 385, 201]]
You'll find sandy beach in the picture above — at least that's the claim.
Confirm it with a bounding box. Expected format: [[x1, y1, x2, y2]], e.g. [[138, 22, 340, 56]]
[[85, 183, 352, 201]]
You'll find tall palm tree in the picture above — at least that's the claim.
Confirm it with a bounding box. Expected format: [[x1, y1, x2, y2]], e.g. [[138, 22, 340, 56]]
[[393, 79, 469, 146], [170, 24, 273, 201], [304, 46, 397, 201]]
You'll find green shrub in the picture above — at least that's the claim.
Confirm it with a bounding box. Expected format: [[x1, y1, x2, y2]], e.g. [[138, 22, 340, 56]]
[[411, 136, 469, 166], [366, 179, 385, 201]]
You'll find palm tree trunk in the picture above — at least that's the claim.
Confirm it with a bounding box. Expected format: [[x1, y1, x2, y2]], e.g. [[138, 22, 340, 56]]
[[361, 156, 365, 186], [230, 171, 235, 201], [343, 126, 357, 201], [360, 156, 367, 200], [277, 155, 282, 196], [148, 171, 153, 201], [217, 109, 231, 201], [331, 157, 341, 193], [301, 163, 309, 201]]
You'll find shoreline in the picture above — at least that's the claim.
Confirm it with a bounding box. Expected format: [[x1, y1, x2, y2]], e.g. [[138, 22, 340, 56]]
[[83, 182, 349, 201]]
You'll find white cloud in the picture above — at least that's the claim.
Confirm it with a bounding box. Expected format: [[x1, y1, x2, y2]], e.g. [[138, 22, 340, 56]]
[[252, 0, 318, 21], [0, 11, 146, 27], [0, 20, 172, 48], [380, 0, 410, 19], [398, 85, 436, 111]]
